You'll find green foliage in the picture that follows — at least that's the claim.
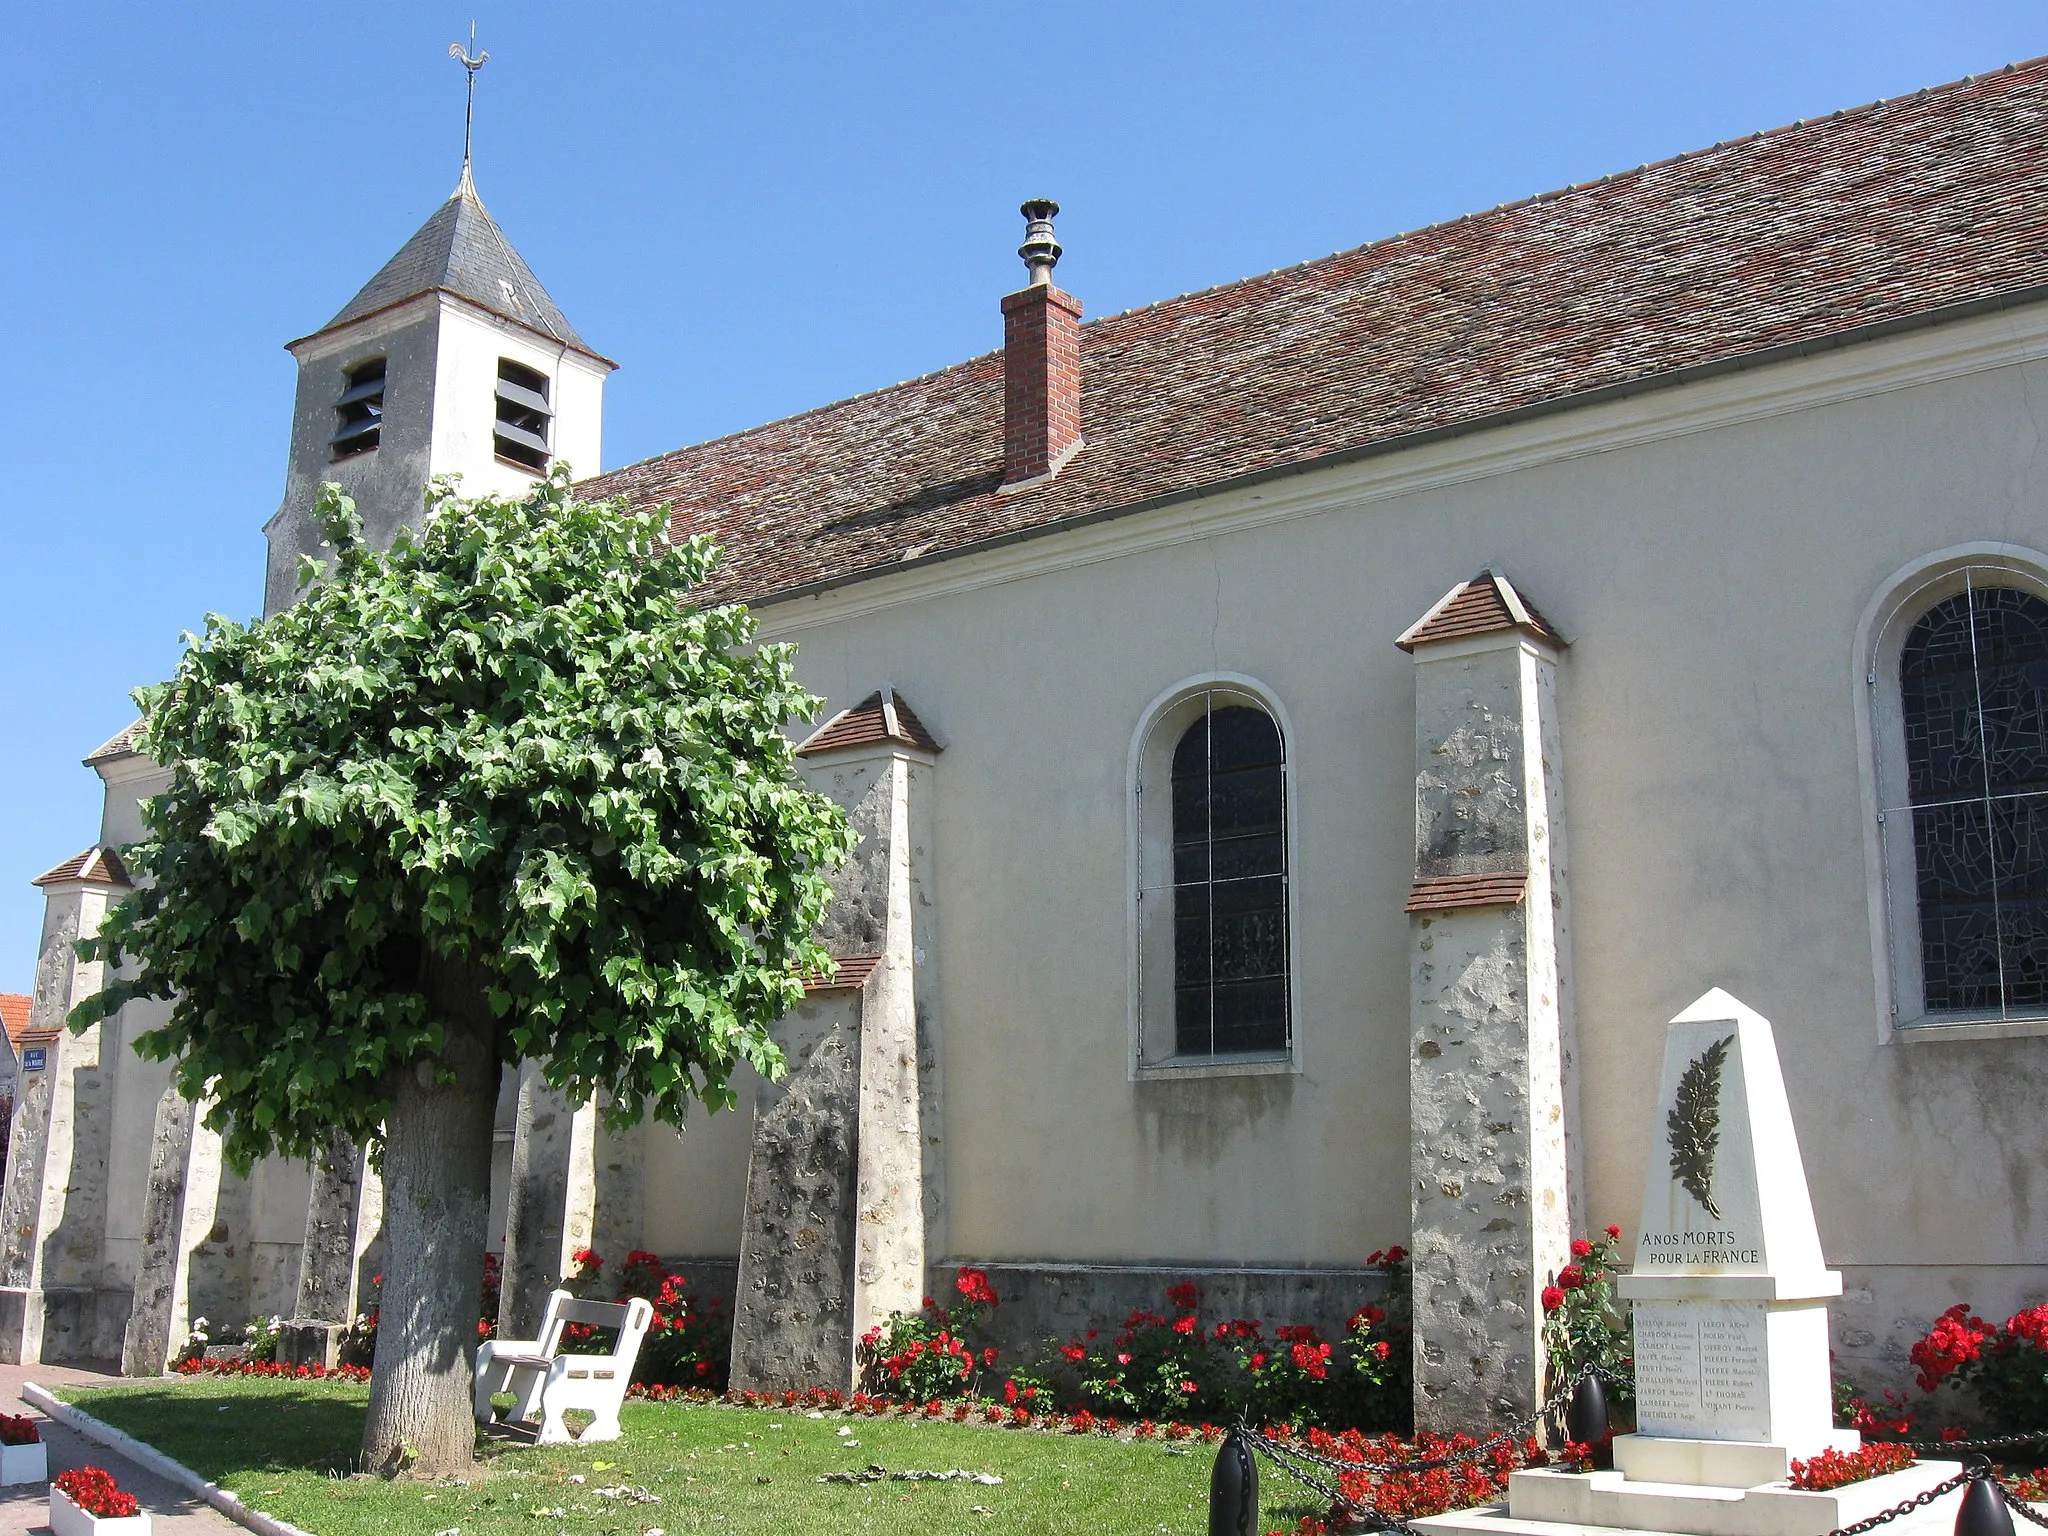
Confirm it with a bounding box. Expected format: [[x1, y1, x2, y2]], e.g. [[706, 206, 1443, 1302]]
[[76, 467, 855, 1169], [1543, 1229, 1635, 1422], [241, 1314, 283, 1363]]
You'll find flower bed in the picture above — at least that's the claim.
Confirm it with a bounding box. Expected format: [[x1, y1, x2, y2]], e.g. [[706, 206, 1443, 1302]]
[[51, 1467, 145, 1536], [0, 1411, 44, 1485], [854, 1253, 1413, 1432], [1789, 1443, 1918, 1491]]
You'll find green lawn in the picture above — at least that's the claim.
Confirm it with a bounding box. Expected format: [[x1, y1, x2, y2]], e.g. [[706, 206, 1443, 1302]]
[[62, 1378, 1322, 1535]]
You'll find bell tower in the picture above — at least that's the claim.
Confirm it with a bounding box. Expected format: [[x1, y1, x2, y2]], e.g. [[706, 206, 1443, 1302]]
[[262, 124, 613, 615]]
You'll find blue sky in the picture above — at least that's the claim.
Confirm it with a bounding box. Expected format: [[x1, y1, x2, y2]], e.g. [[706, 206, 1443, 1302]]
[[2, 1, 2042, 989]]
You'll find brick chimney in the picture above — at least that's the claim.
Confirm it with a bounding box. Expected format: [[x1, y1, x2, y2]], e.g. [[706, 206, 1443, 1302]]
[[1001, 199, 1083, 489]]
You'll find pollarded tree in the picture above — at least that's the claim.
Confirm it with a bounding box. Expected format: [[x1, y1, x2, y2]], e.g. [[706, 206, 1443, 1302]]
[[76, 467, 853, 1475]]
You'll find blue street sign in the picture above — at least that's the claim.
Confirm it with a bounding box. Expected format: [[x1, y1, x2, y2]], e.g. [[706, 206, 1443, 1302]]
[[21, 1049, 45, 1072]]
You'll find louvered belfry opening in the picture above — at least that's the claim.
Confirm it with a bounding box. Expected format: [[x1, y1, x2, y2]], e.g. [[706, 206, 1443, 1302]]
[[1170, 700, 1291, 1057], [494, 358, 552, 472], [330, 357, 386, 461]]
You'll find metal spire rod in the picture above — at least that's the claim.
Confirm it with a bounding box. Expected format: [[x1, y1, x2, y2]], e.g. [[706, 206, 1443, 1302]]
[[449, 22, 489, 182]]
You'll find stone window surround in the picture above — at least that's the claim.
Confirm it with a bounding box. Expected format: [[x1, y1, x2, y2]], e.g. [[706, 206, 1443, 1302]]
[[1126, 672, 1303, 1081], [1854, 539, 2048, 1044]]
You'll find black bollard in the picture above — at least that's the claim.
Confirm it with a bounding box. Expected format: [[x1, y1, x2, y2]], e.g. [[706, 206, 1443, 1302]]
[[1566, 1372, 1610, 1452], [1209, 1427, 1259, 1536], [1956, 1464, 2016, 1536]]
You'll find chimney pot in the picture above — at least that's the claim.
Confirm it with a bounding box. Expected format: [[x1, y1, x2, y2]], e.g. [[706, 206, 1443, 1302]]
[[1018, 199, 1062, 285]]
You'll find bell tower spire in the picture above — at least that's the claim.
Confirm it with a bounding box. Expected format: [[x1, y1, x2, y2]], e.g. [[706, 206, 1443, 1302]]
[[450, 23, 488, 197], [260, 38, 616, 617]]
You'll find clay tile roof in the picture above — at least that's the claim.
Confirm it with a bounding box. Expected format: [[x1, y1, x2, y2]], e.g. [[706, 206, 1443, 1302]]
[[83, 720, 146, 767], [795, 690, 942, 757], [802, 953, 883, 994], [32, 847, 132, 889], [1395, 570, 1561, 652], [0, 995, 31, 1052], [581, 60, 2048, 606], [1405, 870, 1530, 914]]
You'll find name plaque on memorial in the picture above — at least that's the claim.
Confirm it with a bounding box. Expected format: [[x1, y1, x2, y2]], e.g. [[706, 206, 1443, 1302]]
[[1632, 1300, 1769, 1441]]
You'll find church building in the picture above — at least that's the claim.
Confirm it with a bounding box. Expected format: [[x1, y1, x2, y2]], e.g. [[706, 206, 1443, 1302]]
[[8, 58, 2048, 1430]]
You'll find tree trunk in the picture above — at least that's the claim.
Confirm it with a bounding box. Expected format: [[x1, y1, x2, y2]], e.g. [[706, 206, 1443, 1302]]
[[360, 956, 500, 1477]]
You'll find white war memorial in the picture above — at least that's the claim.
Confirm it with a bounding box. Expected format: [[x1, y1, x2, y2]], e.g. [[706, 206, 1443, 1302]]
[[1423, 990, 1966, 1536]]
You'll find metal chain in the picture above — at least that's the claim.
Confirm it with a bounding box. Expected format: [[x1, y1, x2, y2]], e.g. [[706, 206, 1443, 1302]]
[[1898, 1430, 2048, 1453], [1240, 1363, 1597, 1481], [2002, 1480, 2048, 1529], [1822, 1469, 1975, 1536], [1249, 1433, 1429, 1536]]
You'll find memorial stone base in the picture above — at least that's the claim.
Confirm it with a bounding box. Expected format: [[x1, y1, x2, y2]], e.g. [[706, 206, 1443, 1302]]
[[1415, 1459, 1964, 1536]]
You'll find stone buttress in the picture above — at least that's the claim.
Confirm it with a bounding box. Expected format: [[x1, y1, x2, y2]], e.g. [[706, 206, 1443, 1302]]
[[1397, 572, 1582, 1433], [0, 850, 134, 1363], [729, 690, 943, 1392]]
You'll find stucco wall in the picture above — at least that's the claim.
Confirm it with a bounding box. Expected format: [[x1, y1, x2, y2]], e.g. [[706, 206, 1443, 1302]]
[[735, 309, 2048, 1332]]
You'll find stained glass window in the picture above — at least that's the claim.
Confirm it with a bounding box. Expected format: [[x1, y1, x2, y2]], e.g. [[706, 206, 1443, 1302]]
[[1171, 704, 1289, 1055], [1899, 585, 2048, 1014]]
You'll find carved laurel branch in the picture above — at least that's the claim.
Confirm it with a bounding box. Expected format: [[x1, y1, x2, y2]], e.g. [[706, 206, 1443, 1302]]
[[1667, 1032, 1735, 1220]]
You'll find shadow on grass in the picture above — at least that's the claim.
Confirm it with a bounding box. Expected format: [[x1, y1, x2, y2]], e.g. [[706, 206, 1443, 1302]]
[[77, 1387, 369, 1480]]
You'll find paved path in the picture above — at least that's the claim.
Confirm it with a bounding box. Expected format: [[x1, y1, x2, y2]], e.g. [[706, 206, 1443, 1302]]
[[0, 1361, 242, 1534]]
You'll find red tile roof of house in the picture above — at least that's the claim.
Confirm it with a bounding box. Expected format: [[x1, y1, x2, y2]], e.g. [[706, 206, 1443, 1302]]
[[32, 847, 131, 889], [1396, 570, 1561, 652], [584, 60, 2048, 606], [0, 995, 35, 1053], [795, 691, 942, 757], [801, 953, 883, 994]]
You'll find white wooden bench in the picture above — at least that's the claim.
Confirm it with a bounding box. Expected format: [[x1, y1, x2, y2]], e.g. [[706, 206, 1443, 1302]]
[[473, 1289, 654, 1443]]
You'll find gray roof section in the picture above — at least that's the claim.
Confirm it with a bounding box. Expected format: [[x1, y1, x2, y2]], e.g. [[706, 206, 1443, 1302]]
[[317, 172, 593, 352]]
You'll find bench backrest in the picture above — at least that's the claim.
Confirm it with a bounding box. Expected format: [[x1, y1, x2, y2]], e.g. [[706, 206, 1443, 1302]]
[[535, 1290, 655, 1361]]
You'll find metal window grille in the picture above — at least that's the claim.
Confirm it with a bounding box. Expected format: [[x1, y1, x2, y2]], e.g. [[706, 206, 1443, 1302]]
[[1883, 575, 2048, 1019], [329, 357, 385, 461], [494, 358, 552, 472], [1140, 692, 1291, 1060]]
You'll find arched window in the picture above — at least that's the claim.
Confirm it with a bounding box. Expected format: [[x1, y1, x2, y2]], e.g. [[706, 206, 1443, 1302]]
[[1171, 705, 1289, 1056], [1132, 680, 1296, 1072], [1896, 585, 2048, 1015]]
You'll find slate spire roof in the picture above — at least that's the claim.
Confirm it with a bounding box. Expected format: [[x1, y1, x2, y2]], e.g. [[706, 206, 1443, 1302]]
[[583, 57, 2048, 607], [312, 169, 596, 355]]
